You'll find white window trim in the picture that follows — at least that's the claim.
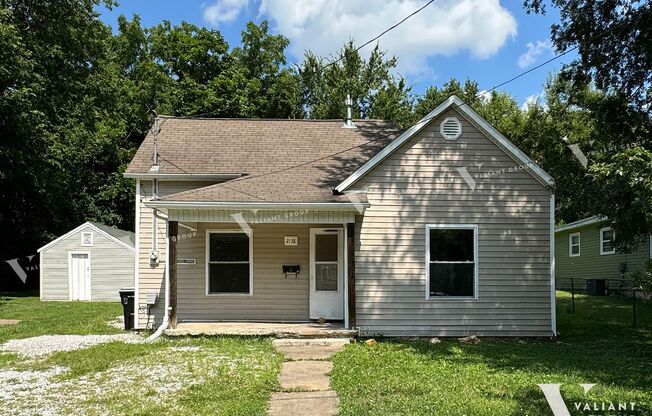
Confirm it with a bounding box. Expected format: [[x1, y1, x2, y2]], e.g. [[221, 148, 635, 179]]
[[80, 231, 93, 247], [425, 224, 479, 301], [568, 232, 581, 257], [205, 229, 253, 296], [599, 227, 616, 255]]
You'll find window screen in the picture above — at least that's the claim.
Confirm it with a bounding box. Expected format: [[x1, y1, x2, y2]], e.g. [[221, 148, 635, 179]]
[[601, 228, 615, 254], [208, 232, 250, 293], [569, 233, 580, 256], [428, 228, 476, 297]]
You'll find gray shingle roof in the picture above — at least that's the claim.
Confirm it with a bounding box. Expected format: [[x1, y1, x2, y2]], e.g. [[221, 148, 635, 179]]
[[126, 118, 402, 203], [90, 222, 135, 248]]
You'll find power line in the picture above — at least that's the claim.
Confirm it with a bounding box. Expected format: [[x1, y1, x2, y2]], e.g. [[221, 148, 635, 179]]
[[150, 7, 643, 196], [323, 0, 436, 69]]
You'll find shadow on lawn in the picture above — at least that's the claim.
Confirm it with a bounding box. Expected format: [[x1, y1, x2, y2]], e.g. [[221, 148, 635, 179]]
[[374, 294, 652, 415]]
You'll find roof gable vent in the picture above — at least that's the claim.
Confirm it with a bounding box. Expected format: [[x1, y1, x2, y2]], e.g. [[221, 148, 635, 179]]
[[440, 117, 462, 140]]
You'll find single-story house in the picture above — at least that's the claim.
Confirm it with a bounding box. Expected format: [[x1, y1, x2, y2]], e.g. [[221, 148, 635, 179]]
[[555, 216, 651, 291], [38, 222, 135, 301], [124, 95, 556, 337]]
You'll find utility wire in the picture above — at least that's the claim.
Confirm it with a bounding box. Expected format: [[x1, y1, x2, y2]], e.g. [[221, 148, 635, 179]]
[[149, 7, 642, 195], [322, 0, 437, 69]]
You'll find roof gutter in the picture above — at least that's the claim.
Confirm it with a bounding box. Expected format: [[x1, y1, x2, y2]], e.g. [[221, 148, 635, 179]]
[[143, 200, 368, 211], [122, 173, 245, 181], [555, 216, 607, 233]]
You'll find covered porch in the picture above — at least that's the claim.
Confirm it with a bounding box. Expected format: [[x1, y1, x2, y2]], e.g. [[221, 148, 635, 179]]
[[153, 203, 360, 330]]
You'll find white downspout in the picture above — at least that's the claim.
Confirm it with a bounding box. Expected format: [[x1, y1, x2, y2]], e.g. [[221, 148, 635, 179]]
[[146, 218, 170, 342]]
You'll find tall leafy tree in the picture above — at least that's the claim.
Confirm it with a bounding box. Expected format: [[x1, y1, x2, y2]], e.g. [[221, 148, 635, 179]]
[[300, 42, 412, 124], [524, 0, 652, 250]]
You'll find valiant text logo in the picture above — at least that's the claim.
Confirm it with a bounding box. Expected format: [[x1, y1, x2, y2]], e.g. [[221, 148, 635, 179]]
[[4, 255, 38, 283], [538, 384, 637, 416]]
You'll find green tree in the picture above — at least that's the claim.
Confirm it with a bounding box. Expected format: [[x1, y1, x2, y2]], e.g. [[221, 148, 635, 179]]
[[525, 0, 652, 250], [300, 42, 412, 125]]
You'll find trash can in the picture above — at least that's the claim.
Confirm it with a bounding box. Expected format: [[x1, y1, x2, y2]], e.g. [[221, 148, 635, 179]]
[[585, 279, 607, 296], [118, 287, 135, 330]]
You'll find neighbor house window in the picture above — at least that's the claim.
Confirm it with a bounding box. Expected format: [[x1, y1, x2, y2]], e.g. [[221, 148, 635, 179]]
[[600, 227, 615, 255], [81, 232, 93, 247], [206, 230, 252, 294], [426, 225, 478, 299], [569, 233, 580, 257]]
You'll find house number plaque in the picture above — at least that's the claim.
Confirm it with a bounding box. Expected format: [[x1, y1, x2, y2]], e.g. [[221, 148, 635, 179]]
[[284, 236, 298, 246]]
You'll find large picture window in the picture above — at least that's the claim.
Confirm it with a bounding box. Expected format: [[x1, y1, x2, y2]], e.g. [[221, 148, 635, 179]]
[[206, 231, 252, 294], [426, 225, 478, 299]]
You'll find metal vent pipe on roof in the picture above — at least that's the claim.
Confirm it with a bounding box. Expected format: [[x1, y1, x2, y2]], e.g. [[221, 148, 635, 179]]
[[343, 94, 356, 129]]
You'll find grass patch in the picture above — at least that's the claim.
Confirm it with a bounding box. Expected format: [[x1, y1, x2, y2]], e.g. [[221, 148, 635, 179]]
[[0, 294, 122, 343], [2, 337, 283, 415], [332, 291, 652, 415]]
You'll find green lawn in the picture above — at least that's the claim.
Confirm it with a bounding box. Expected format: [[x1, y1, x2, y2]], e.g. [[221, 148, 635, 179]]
[[0, 295, 283, 415], [331, 291, 652, 415], [0, 293, 123, 343], [2, 292, 651, 415]]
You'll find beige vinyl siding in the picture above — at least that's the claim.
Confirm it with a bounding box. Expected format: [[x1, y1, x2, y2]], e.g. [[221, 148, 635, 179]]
[[351, 108, 553, 337], [40, 225, 134, 301], [173, 223, 335, 322], [137, 181, 221, 327], [555, 225, 650, 290]]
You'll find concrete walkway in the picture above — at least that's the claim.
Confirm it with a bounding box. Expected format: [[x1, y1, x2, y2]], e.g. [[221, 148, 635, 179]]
[[268, 338, 350, 416]]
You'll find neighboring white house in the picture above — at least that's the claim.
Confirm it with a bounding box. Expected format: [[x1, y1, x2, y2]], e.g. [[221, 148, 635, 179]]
[[38, 222, 135, 301]]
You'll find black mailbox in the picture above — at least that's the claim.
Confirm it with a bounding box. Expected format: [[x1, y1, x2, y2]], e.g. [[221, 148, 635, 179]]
[[282, 264, 300, 278]]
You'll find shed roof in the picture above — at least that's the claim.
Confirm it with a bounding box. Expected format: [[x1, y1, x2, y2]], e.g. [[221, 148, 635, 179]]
[[37, 222, 135, 253]]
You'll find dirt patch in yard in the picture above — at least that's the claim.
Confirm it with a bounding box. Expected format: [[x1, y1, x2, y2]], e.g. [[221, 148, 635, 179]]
[[0, 341, 278, 416], [0, 334, 142, 358], [0, 320, 20, 326]]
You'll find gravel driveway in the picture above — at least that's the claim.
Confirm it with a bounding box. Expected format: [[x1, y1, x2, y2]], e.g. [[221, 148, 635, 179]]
[[0, 333, 143, 358]]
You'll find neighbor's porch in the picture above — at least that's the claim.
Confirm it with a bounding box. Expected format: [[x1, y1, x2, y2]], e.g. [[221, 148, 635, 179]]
[[164, 206, 358, 330]]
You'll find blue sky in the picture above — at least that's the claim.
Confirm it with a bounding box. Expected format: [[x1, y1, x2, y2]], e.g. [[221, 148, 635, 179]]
[[99, 0, 574, 108]]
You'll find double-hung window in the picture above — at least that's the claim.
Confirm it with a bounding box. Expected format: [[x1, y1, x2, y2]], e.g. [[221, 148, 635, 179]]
[[569, 233, 580, 257], [206, 230, 252, 294], [600, 227, 615, 255], [426, 225, 478, 299]]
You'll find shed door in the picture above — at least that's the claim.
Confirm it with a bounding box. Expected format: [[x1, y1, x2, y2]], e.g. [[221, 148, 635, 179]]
[[309, 228, 344, 320], [70, 253, 91, 301]]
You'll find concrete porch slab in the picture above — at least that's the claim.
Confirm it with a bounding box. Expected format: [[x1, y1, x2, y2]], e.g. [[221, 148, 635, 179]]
[[165, 322, 357, 338]]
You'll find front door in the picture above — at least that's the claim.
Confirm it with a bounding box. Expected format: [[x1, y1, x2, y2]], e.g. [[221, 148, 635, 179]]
[[309, 228, 344, 320], [70, 252, 91, 301]]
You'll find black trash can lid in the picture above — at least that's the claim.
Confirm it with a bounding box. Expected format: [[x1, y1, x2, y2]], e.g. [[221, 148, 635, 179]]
[[119, 287, 135, 294]]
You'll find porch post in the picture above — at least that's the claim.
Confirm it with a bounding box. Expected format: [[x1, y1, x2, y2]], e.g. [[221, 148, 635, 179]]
[[347, 222, 356, 328], [169, 220, 178, 328]]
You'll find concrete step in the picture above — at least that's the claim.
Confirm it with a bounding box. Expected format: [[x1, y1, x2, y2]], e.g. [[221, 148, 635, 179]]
[[272, 338, 352, 347], [273, 338, 351, 360], [268, 391, 338, 416]]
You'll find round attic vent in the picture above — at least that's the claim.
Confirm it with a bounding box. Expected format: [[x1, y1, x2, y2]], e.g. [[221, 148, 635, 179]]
[[440, 117, 462, 140]]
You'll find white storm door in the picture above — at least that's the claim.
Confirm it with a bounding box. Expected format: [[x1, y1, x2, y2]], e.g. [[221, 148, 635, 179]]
[[70, 253, 91, 301], [309, 228, 344, 320]]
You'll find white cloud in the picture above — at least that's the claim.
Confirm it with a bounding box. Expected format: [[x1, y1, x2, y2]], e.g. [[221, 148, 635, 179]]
[[517, 40, 553, 69], [521, 91, 547, 111], [478, 90, 492, 103], [244, 0, 517, 76], [203, 0, 249, 26]]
